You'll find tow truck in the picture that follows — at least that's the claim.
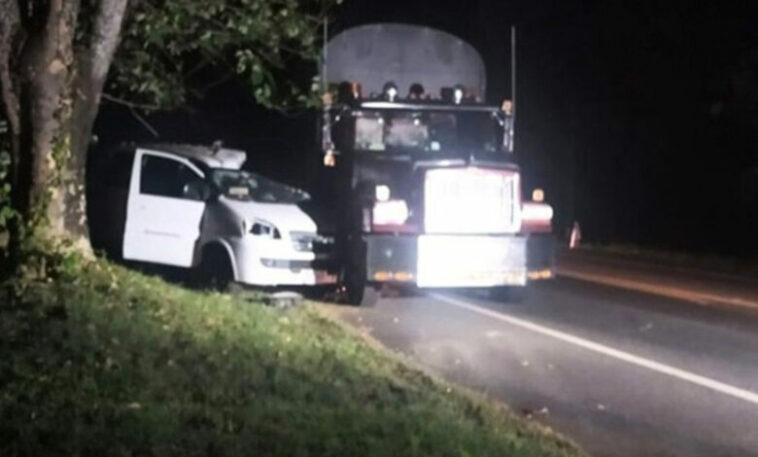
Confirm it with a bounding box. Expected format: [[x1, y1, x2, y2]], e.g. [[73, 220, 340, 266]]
[[312, 23, 555, 306]]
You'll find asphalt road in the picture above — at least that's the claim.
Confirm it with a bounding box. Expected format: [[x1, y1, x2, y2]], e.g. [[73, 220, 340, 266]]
[[333, 278, 758, 457]]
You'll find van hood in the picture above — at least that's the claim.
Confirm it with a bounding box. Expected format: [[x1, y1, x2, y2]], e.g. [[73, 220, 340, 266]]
[[219, 197, 318, 235]]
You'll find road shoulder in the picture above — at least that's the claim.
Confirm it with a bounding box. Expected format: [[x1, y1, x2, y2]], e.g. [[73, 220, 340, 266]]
[[557, 247, 758, 310]]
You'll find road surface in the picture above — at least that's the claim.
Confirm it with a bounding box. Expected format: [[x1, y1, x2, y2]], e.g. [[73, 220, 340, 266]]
[[331, 276, 758, 457]]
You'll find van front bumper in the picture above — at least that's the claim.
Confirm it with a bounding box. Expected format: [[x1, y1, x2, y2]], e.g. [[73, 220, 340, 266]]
[[228, 237, 337, 287]]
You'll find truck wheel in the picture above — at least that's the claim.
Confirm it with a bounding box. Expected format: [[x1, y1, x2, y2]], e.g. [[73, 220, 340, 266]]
[[361, 285, 381, 307], [196, 245, 234, 292], [342, 269, 380, 307], [490, 286, 528, 304]]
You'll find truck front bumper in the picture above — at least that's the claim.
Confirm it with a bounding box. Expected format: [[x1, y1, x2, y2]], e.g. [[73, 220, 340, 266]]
[[365, 233, 555, 288]]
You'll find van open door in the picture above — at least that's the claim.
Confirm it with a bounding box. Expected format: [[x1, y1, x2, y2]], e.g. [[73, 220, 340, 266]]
[[123, 149, 207, 267]]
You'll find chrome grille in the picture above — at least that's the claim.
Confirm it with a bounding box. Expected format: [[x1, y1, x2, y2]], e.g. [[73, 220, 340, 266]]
[[424, 167, 521, 234]]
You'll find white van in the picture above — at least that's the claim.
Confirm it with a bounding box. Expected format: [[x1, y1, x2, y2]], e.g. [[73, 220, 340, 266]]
[[88, 143, 336, 288]]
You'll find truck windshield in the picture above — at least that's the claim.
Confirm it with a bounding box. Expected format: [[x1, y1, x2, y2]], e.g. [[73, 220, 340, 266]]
[[211, 169, 310, 203], [354, 110, 500, 155]]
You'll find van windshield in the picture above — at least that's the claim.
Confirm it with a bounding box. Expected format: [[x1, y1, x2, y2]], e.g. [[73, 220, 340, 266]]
[[211, 169, 310, 203]]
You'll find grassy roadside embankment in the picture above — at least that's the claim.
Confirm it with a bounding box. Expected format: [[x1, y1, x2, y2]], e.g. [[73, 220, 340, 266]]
[[1, 256, 586, 457]]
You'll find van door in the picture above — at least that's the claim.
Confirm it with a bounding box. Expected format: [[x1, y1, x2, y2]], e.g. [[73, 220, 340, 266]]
[[123, 149, 207, 267]]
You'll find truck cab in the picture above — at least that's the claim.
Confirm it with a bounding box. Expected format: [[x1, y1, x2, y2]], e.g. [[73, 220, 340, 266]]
[[316, 24, 554, 305]]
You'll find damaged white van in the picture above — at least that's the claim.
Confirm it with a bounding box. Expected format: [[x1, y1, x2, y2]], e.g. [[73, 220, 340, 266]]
[[88, 143, 336, 288]]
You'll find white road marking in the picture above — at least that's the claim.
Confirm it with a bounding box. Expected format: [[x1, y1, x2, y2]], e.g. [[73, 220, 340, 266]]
[[432, 293, 758, 406]]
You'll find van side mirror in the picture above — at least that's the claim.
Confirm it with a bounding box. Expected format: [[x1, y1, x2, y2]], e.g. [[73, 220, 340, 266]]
[[183, 180, 211, 201]]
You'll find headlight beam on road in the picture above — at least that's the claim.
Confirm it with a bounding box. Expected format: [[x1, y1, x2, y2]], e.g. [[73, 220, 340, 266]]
[[432, 293, 758, 407]]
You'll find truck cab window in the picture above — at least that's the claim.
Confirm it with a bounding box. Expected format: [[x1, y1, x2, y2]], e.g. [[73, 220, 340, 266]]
[[140, 154, 202, 200], [354, 110, 499, 154]]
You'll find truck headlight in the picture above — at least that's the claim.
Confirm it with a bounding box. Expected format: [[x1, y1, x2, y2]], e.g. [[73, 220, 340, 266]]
[[375, 184, 391, 202], [372, 200, 409, 226]]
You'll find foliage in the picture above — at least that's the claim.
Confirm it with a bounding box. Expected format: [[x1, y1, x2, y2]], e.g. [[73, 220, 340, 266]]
[[0, 256, 585, 457], [0, 120, 13, 262], [0, 153, 10, 228], [0, 123, 11, 230], [109, 0, 340, 111], [0, 0, 340, 259]]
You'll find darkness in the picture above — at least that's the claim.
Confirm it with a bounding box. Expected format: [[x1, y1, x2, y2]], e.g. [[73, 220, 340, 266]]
[[95, 0, 758, 257]]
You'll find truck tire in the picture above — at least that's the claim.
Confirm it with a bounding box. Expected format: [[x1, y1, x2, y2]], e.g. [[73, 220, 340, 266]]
[[490, 286, 528, 304], [348, 284, 380, 307], [342, 268, 380, 307]]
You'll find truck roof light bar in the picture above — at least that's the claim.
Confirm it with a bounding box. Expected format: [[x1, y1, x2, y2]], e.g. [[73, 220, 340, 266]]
[[408, 83, 425, 100], [382, 81, 399, 102], [454, 86, 464, 104], [358, 101, 500, 112], [329, 79, 488, 105]]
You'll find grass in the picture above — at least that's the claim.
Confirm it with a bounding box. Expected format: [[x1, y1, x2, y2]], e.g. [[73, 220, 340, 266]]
[[0, 256, 586, 457]]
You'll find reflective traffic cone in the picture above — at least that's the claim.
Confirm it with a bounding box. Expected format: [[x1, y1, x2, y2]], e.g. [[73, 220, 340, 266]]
[[569, 221, 581, 249]]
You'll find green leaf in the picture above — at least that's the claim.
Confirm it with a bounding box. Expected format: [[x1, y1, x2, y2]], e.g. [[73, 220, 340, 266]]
[[107, 0, 341, 111]]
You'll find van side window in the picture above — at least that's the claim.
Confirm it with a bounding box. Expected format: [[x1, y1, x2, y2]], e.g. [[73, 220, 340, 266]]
[[140, 154, 201, 199]]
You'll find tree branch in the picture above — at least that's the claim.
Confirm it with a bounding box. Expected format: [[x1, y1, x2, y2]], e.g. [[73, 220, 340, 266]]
[[128, 105, 159, 137], [70, 0, 129, 148], [101, 92, 160, 110]]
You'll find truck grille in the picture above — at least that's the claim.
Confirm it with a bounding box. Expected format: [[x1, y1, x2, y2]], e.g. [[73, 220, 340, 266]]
[[423, 167, 521, 234]]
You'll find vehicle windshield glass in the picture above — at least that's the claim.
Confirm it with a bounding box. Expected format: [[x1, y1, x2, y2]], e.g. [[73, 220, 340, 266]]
[[210, 169, 309, 203], [354, 110, 500, 155]]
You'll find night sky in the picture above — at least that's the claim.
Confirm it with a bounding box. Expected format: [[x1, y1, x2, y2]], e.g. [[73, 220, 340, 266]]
[[95, 1, 758, 257]]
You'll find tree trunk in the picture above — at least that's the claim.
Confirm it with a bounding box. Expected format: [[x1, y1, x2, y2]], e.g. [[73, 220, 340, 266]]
[[0, 0, 22, 267], [67, 0, 129, 246], [0, 0, 21, 190], [1, 0, 128, 259], [24, 0, 80, 242]]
